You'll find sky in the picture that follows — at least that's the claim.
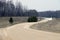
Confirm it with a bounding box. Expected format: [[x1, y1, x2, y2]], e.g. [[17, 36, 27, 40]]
[[9, 0, 60, 11]]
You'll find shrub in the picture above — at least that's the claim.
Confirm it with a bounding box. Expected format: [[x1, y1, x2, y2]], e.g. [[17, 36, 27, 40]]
[[9, 17, 14, 24], [28, 16, 38, 22]]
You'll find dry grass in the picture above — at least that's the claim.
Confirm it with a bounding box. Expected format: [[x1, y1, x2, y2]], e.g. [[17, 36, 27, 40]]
[[0, 17, 28, 28], [0, 17, 43, 28], [30, 18, 60, 33]]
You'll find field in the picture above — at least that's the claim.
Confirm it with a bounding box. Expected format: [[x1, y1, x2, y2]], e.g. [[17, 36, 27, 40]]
[[30, 18, 60, 33], [0, 17, 42, 28], [0, 17, 29, 28]]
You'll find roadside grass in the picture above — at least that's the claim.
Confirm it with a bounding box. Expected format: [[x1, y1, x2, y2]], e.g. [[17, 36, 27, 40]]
[[0, 17, 28, 28], [30, 18, 60, 33], [0, 17, 43, 28]]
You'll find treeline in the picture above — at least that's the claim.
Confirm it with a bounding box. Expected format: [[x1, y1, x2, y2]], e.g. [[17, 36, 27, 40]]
[[38, 11, 60, 18], [0, 1, 60, 18], [0, 1, 23, 16], [0, 1, 38, 17]]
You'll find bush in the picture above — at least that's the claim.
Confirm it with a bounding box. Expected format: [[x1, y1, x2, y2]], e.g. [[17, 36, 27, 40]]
[[9, 17, 14, 24], [28, 16, 38, 22]]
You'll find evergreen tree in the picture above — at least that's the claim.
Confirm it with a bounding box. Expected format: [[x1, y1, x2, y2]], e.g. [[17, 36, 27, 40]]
[[9, 17, 14, 24]]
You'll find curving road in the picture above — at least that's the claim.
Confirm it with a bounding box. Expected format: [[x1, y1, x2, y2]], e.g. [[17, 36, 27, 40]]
[[0, 18, 60, 40]]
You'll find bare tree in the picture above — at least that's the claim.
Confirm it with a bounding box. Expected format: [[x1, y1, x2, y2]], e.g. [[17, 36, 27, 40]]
[[15, 1, 23, 16]]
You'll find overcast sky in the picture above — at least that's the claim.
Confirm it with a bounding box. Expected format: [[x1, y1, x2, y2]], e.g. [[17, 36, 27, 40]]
[[11, 0, 60, 11]]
